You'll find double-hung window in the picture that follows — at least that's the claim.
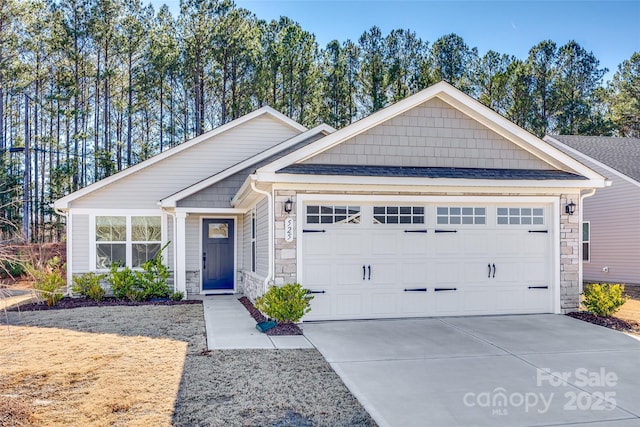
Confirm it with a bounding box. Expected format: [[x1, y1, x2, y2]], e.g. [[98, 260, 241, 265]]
[[95, 215, 161, 269]]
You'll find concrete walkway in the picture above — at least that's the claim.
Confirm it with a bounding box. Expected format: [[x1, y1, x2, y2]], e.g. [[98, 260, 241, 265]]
[[304, 315, 640, 427], [201, 295, 313, 350]]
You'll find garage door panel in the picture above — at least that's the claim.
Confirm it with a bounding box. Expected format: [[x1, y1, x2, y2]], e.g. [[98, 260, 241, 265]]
[[302, 202, 554, 320], [370, 292, 399, 315], [335, 293, 364, 316], [400, 292, 431, 314]]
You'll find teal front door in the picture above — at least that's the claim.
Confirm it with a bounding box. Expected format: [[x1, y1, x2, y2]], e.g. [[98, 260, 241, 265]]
[[202, 219, 234, 291]]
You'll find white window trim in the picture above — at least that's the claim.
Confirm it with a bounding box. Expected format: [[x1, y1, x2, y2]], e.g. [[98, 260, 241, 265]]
[[582, 221, 591, 263], [89, 209, 162, 271]]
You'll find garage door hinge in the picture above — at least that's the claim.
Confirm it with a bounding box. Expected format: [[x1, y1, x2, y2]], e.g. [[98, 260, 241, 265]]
[[528, 286, 549, 289], [308, 290, 326, 294], [404, 229, 428, 233], [434, 287, 457, 292], [434, 229, 457, 233], [404, 288, 427, 292], [303, 229, 326, 233], [528, 230, 548, 233]]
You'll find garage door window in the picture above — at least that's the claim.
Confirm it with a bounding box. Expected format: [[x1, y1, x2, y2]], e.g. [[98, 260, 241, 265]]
[[497, 207, 544, 225], [373, 206, 424, 224], [437, 207, 486, 225], [306, 205, 361, 224]]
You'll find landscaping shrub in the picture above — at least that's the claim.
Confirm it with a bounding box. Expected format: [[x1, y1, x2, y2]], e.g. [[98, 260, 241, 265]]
[[583, 283, 628, 317], [28, 256, 65, 306], [72, 272, 107, 301], [137, 248, 172, 300], [0, 259, 25, 279], [170, 291, 184, 301], [255, 283, 313, 323], [108, 265, 143, 301]]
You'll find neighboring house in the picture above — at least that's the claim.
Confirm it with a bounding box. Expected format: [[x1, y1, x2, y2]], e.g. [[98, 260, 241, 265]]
[[545, 135, 640, 286], [54, 82, 607, 321]]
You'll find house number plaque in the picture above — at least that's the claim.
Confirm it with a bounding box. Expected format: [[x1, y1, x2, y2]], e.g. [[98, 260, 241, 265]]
[[284, 217, 294, 242]]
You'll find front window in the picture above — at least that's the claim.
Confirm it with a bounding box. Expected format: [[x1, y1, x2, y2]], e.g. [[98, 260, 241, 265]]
[[95, 215, 161, 269], [582, 222, 590, 262]]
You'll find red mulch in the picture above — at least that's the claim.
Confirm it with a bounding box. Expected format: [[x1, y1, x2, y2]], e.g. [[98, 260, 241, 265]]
[[238, 296, 303, 336], [566, 311, 640, 334], [10, 297, 201, 311]]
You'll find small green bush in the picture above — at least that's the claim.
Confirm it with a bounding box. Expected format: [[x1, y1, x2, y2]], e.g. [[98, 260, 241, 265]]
[[255, 283, 314, 323], [0, 259, 25, 279], [28, 258, 65, 306], [170, 291, 184, 301], [72, 272, 106, 302], [583, 283, 628, 317], [137, 250, 172, 300], [108, 265, 143, 301]]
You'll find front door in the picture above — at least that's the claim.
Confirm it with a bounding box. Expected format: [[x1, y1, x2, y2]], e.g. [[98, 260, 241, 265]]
[[202, 218, 234, 291]]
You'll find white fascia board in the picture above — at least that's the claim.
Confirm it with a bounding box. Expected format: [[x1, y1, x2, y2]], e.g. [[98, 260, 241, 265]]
[[438, 93, 607, 181], [544, 136, 640, 188], [258, 81, 605, 183], [259, 82, 452, 173], [256, 171, 606, 190], [174, 207, 247, 215], [54, 106, 307, 209], [159, 124, 334, 207]]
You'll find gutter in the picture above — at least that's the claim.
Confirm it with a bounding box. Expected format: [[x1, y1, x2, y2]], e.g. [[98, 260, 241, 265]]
[[578, 188, 598, 295], [249, 176, 274, 294]]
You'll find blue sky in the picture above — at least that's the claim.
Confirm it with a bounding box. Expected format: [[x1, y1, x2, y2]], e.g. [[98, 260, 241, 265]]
[[151, 0, 640, 83]]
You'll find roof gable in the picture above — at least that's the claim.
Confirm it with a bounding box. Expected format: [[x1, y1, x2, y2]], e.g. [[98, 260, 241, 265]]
[[548, 135, 640, 183], [54, 107, 307, 209], [258, 82, 605, 185]]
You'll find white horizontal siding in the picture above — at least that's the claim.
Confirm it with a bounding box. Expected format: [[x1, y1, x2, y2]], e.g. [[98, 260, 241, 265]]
[[185, 216, 201, 272], [304, 97, 550, 170], [71, 214, 90, 272], [71, 115, 300, 209], [256, 198, 269, 277]]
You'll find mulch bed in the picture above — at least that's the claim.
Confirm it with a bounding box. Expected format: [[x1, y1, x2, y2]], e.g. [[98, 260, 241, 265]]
[[10, 297, 201, 311], [566, 311, 640, 334], [238, 296, 303, 336]]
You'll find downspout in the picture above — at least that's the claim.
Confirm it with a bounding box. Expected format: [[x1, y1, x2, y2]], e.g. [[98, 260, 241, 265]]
[[578, 188, 598, 295], [250, 177, 274, 294]]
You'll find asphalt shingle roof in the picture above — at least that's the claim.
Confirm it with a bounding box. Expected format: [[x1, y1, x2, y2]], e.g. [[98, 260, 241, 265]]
[[552, 135, 640, 182], [277, 164, 586, 180]]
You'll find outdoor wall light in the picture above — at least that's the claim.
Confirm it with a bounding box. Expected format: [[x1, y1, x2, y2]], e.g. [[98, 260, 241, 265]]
[[565, 200, 576, 215], [284, 198, 293, 214]]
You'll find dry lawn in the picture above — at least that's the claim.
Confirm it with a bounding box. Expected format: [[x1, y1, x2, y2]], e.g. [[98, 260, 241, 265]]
[[0, 305, 200, 427], [0, 304, 374, 427]]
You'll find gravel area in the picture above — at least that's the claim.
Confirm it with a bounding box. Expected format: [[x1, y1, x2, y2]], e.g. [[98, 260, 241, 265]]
[[1, 303, 375, 426]]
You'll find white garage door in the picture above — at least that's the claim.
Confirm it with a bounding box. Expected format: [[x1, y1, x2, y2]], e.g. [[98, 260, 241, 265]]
[[302, 203, 554, 320]]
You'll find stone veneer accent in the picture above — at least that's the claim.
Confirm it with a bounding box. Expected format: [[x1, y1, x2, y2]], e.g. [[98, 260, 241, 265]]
[[271, 189, 582, 314], [185, 270, 200, 296], [559, 192, 581, 313], [241, 272, 264, 302]]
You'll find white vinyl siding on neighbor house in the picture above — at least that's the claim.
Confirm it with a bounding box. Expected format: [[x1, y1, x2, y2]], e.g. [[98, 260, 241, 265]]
[[256, 198, 269, 277], [71, 214, 90, 272], [303, 98, 551, 170], [582, 170, 640, 283], [70, 115, 301, 209]]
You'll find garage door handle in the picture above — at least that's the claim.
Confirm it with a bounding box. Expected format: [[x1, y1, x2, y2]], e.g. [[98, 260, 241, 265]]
[[528, 286, 548, 289], [492, 263, 496, 278], [363, 265, 366, 280], [404, 288, 427, 292], [368, 265, 371, 280], [488, 264, 491, 278]]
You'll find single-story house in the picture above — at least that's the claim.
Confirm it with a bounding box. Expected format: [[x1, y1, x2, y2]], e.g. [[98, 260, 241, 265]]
[[545, 135, 639, 286], [54, 82, 608, 321]]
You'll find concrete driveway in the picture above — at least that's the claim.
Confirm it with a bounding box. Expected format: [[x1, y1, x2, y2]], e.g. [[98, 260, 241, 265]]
[[302, 315, 640, 427]]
